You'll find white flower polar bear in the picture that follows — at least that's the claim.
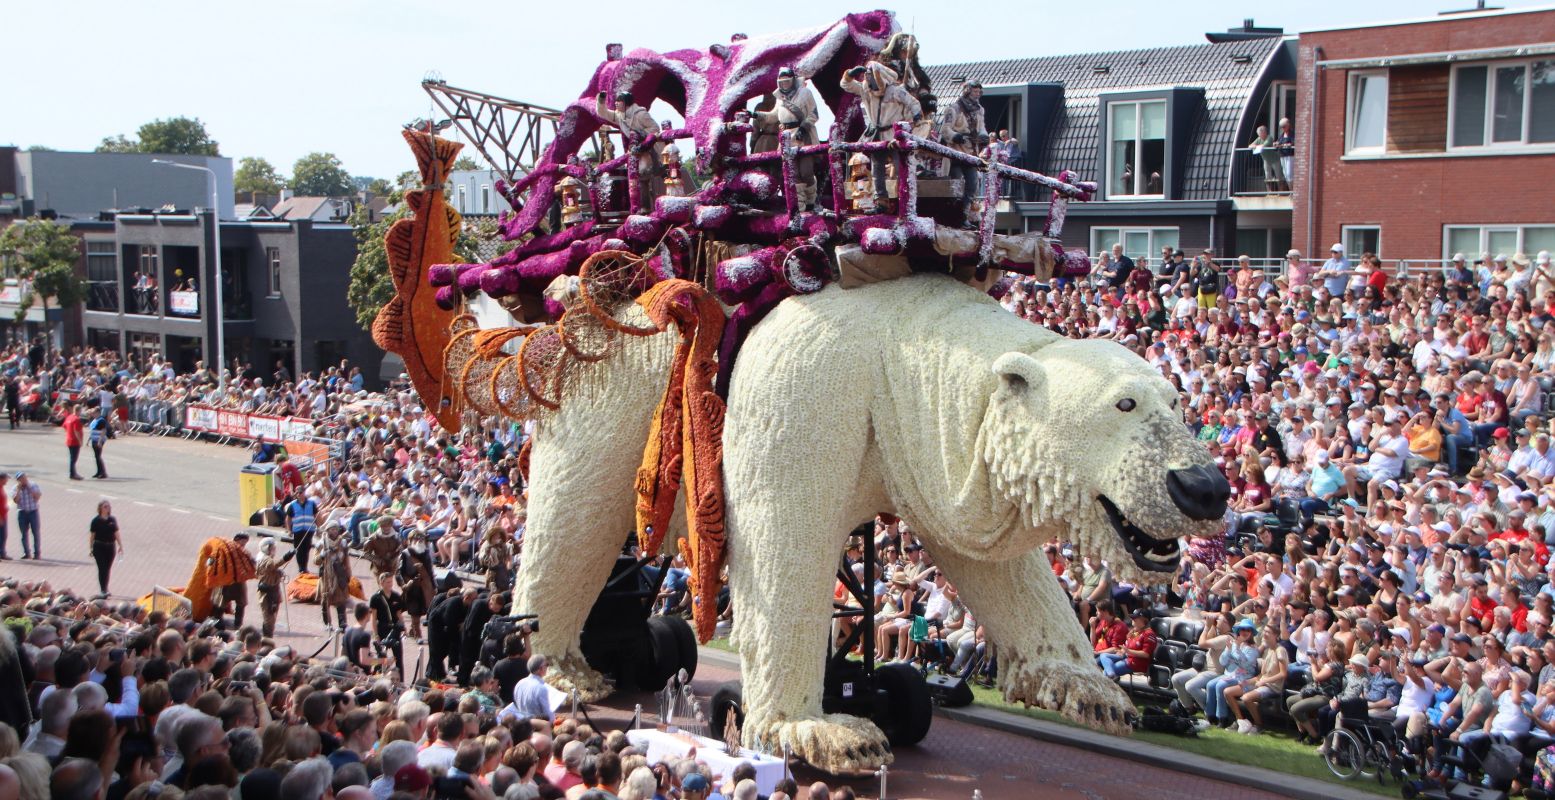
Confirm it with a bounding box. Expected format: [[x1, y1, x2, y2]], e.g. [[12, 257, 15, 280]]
[[511, 273, 1228, 773]]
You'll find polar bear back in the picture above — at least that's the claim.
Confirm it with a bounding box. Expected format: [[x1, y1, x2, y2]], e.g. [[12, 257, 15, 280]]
[[726, 273, 1065, 539]]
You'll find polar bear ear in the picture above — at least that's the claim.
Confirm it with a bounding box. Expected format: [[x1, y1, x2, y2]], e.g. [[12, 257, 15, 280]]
[[992, 351, 1045, 395]]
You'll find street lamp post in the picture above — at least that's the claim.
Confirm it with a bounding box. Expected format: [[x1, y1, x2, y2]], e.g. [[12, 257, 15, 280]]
[[152, 159, 225, 390]]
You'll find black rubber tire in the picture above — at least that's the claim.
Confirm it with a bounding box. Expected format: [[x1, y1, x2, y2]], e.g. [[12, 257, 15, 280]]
[[637, 615, 682, 691], [710, 680, 745, 741], [660, 614, 699, 682], [875, 661, 933, 746]]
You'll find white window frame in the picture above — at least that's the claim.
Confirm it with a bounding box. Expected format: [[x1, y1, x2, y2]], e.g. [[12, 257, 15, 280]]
[[1449, 59, 1555, 150], [1105, 99, 1168, 199], [1442, 224, 1555, 261], [1341, 225, 1382, 261], [480, 184, 491, 214], [1346, 70, 1389, 155], [266, 247, 282, 298], [1090, 227, 1180, 265]]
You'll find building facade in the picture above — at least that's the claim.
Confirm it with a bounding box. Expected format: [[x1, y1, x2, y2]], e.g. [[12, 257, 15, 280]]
[[927, 25, 1297, 269], [1292, 6, 1555, 263], [74, 211, 383, 384]]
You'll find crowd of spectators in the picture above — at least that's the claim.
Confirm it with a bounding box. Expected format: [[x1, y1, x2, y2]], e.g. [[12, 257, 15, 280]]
[[1013, 243, 1555, 787], [0, 577, 850, 800], [12, 240, 1555, 792]]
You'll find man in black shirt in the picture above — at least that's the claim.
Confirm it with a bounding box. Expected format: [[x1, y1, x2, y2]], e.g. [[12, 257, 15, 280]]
[[427, 587, 474, 682], [459, 591, 507, 686], [1104, 243, 1135, 294], [493, 632, 531, 704], [1249, 413, 1287, 467], [342, 604, 374, 672]]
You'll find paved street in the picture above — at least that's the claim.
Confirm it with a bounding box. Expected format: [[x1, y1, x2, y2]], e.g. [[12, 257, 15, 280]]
[[0, 423, 1293, 799]]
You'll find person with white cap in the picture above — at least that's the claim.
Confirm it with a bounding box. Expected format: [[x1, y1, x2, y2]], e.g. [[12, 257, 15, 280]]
[[1318, 243, 1350, 299]]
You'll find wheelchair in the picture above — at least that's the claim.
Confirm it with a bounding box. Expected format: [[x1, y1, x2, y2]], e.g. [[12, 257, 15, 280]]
[[1324, 706, 1410, 786]]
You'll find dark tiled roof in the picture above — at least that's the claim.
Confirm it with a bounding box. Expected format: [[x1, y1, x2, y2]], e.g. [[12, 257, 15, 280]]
[[927, 37, 1285, 200]]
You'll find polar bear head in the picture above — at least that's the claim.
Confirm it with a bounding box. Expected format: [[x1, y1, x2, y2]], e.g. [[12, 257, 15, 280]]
[[978, 337, 1228, 580]]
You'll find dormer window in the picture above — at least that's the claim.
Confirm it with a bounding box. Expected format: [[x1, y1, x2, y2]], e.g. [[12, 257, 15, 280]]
[[1108, 100, 1167, 197]]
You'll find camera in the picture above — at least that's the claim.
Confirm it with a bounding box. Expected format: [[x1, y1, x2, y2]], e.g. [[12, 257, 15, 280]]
[[433, 775, 472, 800]]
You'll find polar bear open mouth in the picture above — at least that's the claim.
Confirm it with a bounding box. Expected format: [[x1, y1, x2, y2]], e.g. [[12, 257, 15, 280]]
[[1097, 496, 1182, 573]]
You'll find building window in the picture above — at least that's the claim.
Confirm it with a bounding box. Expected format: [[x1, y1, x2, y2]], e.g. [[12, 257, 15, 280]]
[[85, 241, 118, 312], [1091, 227, 1179, 267], [267, 247, 282, 297], [481, 184, 491, 214], [1347, 71, 1388, 153], [1342, 226, 1381, 261], [1444, 224, 1555, 261], [457, 185, 467, 213], [1106, 100, 1166, 197], [1451, 60, 1555, 148]]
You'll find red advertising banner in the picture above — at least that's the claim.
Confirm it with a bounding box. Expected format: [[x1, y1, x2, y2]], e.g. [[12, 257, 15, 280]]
[[184, 405, 318, 444]]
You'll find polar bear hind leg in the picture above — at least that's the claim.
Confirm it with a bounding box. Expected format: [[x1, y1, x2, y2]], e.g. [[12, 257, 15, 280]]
[[512, 329, 676, 702], [930, 546, 1136, 735]]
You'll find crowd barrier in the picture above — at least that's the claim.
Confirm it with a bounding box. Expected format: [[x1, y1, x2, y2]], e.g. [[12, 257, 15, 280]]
[[124, 401, 339, 468]]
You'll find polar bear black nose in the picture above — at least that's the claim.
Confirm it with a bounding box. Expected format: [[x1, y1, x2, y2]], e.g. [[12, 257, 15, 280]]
[[1166, 464, 1230, 521]]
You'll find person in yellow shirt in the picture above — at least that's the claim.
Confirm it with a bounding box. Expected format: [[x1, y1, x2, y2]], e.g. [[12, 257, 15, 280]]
[[1405, 409, 1442, 463]]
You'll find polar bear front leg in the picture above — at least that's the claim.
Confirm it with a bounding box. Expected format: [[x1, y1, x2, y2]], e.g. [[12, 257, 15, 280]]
[[932, 547, 1135, 736], [726, 497, 894, 773]]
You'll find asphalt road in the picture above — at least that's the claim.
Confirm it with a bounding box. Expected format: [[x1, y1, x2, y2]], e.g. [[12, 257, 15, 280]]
[[0, 422, 1292, 799]]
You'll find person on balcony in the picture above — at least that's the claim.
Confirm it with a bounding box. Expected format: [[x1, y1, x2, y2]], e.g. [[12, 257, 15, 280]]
[[1250, 124, 1282, 193], [1277, 117, 1295, 191]]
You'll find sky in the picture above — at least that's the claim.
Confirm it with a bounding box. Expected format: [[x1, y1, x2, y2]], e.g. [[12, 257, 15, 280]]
[[3, 0, 1546, 180]]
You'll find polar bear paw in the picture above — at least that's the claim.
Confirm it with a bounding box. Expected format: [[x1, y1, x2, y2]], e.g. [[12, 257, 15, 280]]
[[746, 712, 894, 774], [1003, 658, 1135, 737], [543, 651, 613, 703]]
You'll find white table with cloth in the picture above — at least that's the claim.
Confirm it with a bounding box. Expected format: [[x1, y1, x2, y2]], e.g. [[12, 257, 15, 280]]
[[625, 728, 786, 794]]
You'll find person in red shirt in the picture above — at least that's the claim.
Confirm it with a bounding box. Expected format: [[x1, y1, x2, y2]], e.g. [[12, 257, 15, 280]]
[[62, 402, 84, 481], [1466, 578, 1498, 627], [1090, 600, 1129, 663], [1098, 609, 1159, 678]]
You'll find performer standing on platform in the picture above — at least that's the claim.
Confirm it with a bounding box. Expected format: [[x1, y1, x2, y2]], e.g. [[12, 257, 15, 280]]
[[840, 62, 921, 211], [595, 90, 663, 212], [938, 79, 988, 225]]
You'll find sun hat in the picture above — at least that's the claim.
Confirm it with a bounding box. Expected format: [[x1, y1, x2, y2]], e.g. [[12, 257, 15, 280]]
[[1349, 653, 1370, 667]]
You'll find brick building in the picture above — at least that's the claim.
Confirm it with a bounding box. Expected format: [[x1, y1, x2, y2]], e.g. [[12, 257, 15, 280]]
[[1293, 6, 1555, 263]]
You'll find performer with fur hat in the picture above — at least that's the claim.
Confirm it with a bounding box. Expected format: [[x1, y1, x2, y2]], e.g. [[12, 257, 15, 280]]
[[939, 79, 988, 225], [254, 537, 291, 638], [840, 61, 922, 211], [316, 520, 353, 631], [754, 67, 821, 211]]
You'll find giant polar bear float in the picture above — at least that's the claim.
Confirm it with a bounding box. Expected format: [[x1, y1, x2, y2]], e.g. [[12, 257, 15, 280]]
[[511, 273, 1231, 772]]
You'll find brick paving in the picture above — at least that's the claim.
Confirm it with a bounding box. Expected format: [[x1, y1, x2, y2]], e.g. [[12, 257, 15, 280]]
[[0, 424, 1283, 799]]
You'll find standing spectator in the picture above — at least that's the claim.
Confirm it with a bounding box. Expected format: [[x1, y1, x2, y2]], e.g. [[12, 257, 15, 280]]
[[1318, 244, 1351, 299], [1276, 117, 1295, 189], [88, 499, 122, 597], [285, 487, 320, 574], [3, 374, 19, 429], [11, 473, 40, 560], [62, 402, 84, 480], [87, 406, 112, 479]]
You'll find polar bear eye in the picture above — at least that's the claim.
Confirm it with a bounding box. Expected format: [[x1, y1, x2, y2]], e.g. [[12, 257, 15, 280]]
[[1116, 398, 1137, 413]]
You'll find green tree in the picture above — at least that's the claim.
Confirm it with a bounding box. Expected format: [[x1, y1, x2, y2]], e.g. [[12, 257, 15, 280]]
[[345, 206, 513, 333], [136, 117, 220, 155], [234, 157, 285, 199], [0, 218, 87, 336], [365, 177, 394, 198], [451, 156, 479, 172], [291, 152, 353, 197], [96, 134, 138, 153], [96, 117, 220, 155]]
